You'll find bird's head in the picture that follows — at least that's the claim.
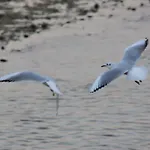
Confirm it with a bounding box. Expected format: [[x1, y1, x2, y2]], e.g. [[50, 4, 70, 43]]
[[101, 62, 116, 69]]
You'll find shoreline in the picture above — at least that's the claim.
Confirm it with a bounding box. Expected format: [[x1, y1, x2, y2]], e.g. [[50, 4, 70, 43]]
[[0, 0, 149, 48]]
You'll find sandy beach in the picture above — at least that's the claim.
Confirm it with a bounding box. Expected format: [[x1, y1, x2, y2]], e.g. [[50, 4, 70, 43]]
[[0, 0, 150, 150]]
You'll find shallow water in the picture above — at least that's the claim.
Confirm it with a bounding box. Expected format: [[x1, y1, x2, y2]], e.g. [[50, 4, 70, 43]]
[[1, 5, 150, 150]]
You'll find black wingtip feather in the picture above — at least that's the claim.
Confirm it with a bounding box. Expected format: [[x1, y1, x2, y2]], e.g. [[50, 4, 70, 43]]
[[0, 80, 14, 82], [90, 83, 108, 93]]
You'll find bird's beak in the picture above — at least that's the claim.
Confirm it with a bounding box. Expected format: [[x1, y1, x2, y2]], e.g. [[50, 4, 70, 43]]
[[101, 64, 107, 67]]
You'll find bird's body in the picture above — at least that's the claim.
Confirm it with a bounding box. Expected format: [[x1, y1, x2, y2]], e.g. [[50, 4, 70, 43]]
[[90, 38, 148, 93], [0, 71, 62, 115], [101, 62, 145, 85]]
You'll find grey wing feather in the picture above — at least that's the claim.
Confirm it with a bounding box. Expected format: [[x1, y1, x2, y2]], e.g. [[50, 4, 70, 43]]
[[122, 39, 147, 64], [90, 67, 125, 93], [0, 71, 62, 96], [0, 71, 48, 82]]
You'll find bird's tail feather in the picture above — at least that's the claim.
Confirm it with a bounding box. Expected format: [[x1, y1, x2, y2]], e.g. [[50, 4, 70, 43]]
[[127, 66, 148, 81]]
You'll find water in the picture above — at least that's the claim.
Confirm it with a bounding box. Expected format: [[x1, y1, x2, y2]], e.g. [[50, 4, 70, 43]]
[[1, 5, 150, 150]]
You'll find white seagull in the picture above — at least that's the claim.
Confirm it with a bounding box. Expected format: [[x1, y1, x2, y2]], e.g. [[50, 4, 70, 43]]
[[101, 62, 147, 85], [90, 38, 149, 93], [0, 71, 62, 115]]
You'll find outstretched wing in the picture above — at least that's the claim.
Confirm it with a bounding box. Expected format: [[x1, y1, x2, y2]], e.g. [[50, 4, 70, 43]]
[[0, 71, 62, 95], [122, 38, 148, 64], [0, 71, 62, 116], [127, 66, 148, 81], [0, 71, 46, 82], [45, 80, 62, 95], [90, 66, 125, 93], [44, 80, 62, 116]]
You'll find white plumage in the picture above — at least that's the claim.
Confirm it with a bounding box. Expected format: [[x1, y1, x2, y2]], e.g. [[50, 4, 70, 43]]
[[90, 38, 148, 93], [0, 71, 62, 115]]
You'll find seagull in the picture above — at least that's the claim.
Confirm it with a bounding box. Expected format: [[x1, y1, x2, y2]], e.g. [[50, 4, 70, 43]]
[[90, 38, 149, 93], [100, 62, 146, 85], [0, 71, 62, 115]]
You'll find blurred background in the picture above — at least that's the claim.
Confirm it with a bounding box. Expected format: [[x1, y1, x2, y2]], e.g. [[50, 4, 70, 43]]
[[0, 0, 150, 150]]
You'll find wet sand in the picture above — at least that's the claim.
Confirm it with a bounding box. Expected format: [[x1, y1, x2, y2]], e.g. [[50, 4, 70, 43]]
[[1, 0, 150, 150]]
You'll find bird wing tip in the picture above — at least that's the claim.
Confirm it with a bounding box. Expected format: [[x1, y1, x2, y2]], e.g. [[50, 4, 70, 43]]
[[89, 86, 96, 93]]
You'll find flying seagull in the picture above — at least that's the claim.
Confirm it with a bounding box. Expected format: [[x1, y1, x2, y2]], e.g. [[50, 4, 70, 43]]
[[90, 38, 149, 93], [100, 62, 147, 85], [0, 71, 62, 115]]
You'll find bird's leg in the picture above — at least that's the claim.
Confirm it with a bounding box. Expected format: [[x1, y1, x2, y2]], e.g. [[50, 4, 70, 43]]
[[49, 89, 59, 115], [124, 72, 141, 85], [50, 89, 59, 115], [56, 94, 59, 116], [135, 80, 142, 85], [135, 80, 140, 85], [124, 72, 128, 75]]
